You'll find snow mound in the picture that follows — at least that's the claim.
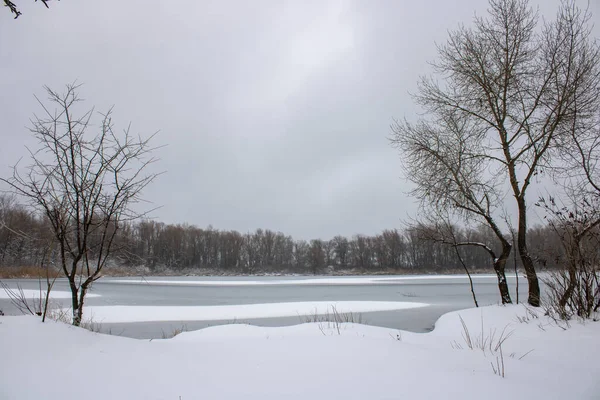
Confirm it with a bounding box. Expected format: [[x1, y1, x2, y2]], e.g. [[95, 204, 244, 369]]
[[1, 305, 598, 400]]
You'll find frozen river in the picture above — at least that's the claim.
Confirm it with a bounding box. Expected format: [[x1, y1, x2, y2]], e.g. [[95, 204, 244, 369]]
[[0, 274, 529, 339]]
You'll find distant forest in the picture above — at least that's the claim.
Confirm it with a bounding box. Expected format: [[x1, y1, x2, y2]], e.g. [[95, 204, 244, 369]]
[[0, 195, 564, 275]]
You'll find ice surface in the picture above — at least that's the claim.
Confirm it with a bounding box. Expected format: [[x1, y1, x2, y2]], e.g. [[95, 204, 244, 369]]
[[81, 301, 428, 323]]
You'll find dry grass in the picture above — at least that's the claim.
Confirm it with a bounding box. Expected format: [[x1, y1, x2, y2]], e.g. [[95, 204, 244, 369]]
[[0, 265, 60, 279], [302, 305, 364, 335], [161, 324, 188, 339], [490, 344, 506, 378], [46, 307, 106, 333], [450, 314, 535, 378], [514, 306, 540, 324], [451, 315, 514, 357]]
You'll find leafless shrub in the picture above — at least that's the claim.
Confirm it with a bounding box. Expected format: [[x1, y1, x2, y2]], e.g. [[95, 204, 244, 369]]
[[0, 281, 41, 315], [537, 197, 600, 322], [0, 292, 103, 333], [0, 229, 59, 322], [544, 269, 600, 322]]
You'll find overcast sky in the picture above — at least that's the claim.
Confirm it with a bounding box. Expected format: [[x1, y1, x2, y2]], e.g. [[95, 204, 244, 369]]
[[1, 0, 597, 240]]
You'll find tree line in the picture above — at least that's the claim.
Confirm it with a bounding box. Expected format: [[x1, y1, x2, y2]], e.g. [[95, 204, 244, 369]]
[[0, 193, 571, 275]]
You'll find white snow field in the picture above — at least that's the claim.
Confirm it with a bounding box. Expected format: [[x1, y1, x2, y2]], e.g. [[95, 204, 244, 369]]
[[1, 305, 598, 400], [81, 301, 428, 323]]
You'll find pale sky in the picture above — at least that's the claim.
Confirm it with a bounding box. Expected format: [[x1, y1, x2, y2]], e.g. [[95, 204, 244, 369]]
[[1, 0, 597, 240]]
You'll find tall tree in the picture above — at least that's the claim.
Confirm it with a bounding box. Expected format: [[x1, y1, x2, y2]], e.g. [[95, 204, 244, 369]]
[[392, 0, 600, 306]]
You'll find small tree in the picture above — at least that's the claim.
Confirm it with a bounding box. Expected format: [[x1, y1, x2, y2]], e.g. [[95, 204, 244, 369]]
[[1, 84, 159, 326]]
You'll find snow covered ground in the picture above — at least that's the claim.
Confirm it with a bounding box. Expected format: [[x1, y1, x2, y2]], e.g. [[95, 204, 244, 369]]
[[1, 304, 598, 400]]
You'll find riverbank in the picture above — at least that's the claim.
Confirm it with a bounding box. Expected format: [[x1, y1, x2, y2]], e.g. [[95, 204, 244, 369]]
[[0, 264, 499, 279]]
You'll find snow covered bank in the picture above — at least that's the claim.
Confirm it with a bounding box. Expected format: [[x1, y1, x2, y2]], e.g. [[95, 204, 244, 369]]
[[81, 301, 428, 323], [0, 289, 100, 299], [109, 274, 519, 286], [1, 305, 598, 400]]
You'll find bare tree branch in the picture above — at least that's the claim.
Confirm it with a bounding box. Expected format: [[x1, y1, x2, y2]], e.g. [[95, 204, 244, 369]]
[[4, 0, 52, 19]]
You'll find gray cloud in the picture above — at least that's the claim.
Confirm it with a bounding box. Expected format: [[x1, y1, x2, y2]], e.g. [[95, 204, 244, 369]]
[[1, 0, 594, 239]]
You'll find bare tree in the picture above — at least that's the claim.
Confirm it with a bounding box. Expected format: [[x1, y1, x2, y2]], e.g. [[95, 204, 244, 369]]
[[1, 83, 160, 326], [392, 0, 600, 306], [331, 235, 349, 269], [392, 112, 513, 303], [309, 239, 326, 275]]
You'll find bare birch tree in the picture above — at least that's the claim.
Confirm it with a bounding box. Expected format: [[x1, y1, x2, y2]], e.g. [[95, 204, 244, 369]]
[[1, 83, 160, 326], [392, 0, 600, 306]]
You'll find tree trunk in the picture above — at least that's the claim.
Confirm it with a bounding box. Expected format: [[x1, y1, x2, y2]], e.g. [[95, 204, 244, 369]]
[[76, 285, 88, 326], [494, 242, 512, 305], [517, 199, 540, 306], [69, 278, 81, 326]]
